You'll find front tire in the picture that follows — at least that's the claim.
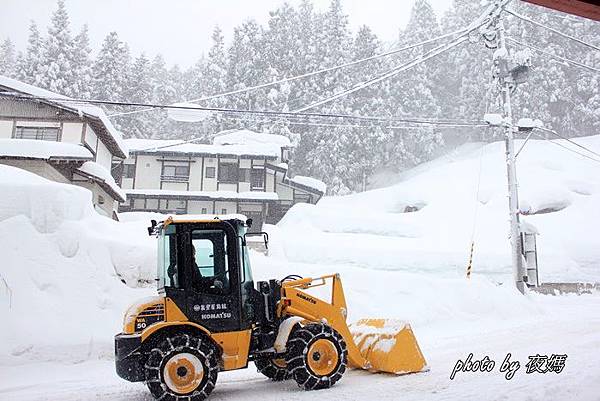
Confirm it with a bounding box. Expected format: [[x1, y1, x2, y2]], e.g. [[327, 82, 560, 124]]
[[255, 357, 291, 381], [285, 323, 348, 390], [145, 333, 219, 401]]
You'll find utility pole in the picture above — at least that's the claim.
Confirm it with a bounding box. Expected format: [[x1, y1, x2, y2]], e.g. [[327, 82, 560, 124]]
[[494, 14, 527, 294]]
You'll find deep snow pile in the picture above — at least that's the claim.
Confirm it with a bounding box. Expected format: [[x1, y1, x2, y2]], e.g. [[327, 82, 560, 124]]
[[275, 136, 600, 284], [0, 165, 155, 357]]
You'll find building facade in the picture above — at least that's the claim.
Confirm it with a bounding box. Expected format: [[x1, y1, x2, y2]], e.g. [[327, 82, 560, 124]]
[[117, 130, 326, 230], [0, 76, 127, 218]]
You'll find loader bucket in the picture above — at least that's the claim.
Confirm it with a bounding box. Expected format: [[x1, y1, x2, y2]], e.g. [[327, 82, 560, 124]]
[[348, 318, 427, 374]]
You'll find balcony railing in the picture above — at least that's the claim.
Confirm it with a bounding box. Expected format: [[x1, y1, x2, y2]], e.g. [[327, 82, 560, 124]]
[[160, 174, 189, 183]]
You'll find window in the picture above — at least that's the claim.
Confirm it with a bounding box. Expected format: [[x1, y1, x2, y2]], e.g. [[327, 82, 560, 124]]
[[221, 208, 227, 214], [239, 168, 250, 182], [251, 168, 265, 189], [146, 199, 159, 209], [161, 161, 189, 182], [201, 207, 208, 214], [123, 164, 135, 179], [14, 126, 60, 141], [190, 229, 230, 294], [205, 166, 215, 178], [218, 163, 238, 183], [158, 225, 178, 289], [158, 198, 187, 213]]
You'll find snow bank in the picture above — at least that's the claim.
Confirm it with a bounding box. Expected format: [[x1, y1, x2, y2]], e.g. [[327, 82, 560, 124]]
[[0, 165, 155, 358], [276, 136, 600, 283]]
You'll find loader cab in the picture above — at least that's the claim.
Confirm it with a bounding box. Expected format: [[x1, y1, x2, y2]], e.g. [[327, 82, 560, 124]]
[[156, 216, 256, 333]]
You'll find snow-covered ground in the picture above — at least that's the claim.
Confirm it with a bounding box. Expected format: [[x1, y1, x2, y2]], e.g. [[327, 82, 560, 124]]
[[1, 136, 599, 401], [2, 256, 599, 401]]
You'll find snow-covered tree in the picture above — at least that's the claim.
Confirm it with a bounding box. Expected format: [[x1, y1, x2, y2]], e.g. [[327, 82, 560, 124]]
[[385, 0, 444, 167], [203, 26, 227, 103], [226, 20, 269, 114], [92, 32, 131, 101], [15, 22, 44, 84], [0, 38, 16, 77], [200, 26, 228, 135], [118, 53, 152, 137], [72, 24, 93, 98], [39, 0, 76, 95]]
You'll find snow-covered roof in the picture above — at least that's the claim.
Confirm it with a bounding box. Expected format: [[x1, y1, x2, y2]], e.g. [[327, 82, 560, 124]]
[[76, 161, 126, 202], [289, 175, 327, 194], [125, 138, 280, 159], [0, 138, 93, 160], [126, 188, 279, 201], [0, 75, 128, 158], [213, 129, 292, 148]]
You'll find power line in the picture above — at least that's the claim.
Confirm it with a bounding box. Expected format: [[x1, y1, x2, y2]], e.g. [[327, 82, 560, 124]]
[[531, 132, 600, 164], [0, 92, 485, 127], [506, 9, 600, 52], [507, 37, 600, 74], [109, 27, 470, 118], [536, 127, 600, 159], [293, 0, 511, 113], [293, 35, 471, 112]]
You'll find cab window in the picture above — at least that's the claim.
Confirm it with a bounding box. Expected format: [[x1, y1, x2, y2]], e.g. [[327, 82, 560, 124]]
[[190, 229, 230, 294]]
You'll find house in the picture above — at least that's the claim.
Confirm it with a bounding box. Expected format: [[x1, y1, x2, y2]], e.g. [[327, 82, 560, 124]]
[[0, 76, 127, 218], [116, 129, 326, 230]]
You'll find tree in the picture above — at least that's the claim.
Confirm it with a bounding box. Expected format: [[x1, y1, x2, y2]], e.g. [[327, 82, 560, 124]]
[[0, 38, 16, 77], [72, 24, 93, 98], [120, 53, 152, 137], [39, 0, 76, 95], [385, 0, 444, 167], [226, 20, 269, 115], [200, 26, 228, 135], [92, 32, 131, 101], [15, 22, 44, 84]]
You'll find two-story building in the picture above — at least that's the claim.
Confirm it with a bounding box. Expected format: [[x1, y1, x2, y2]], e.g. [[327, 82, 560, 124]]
[[0, 76, 127, 218], [117, 129, 326, 229]]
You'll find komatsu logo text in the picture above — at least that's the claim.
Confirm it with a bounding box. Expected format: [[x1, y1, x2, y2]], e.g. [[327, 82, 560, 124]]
[[296, 292, 317, 304]]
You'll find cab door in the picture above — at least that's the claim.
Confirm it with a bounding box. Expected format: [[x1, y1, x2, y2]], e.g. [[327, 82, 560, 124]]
[[181, 223, 242, 333]]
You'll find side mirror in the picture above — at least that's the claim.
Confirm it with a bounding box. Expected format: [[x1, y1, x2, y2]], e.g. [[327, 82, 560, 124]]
[[244, 232, 269, 249], [147, 219, 157, 236]]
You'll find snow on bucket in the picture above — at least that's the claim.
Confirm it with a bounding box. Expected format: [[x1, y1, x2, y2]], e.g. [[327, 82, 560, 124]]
[[349, 318, 427, 374]]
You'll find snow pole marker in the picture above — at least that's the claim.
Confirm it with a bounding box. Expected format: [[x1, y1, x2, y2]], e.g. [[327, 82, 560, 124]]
[[467, 241, 474, 279]]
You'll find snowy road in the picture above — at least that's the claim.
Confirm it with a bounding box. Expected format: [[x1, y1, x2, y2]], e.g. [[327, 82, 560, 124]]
[[2, 294, 599, 401]]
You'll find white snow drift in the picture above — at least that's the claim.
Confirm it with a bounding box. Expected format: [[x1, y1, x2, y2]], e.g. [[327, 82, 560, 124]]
[[0, 165, 154, 356], [276, 136, 600, 284]]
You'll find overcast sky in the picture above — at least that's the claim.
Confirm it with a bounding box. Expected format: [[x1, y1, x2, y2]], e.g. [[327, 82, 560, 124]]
[[0, 0, 454, 68]]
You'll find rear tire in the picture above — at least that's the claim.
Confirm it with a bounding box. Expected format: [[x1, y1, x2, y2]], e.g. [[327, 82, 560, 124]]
[[254, 357, 291, 381], [285, 323, 348, 390], [145, 333, 219, 401]]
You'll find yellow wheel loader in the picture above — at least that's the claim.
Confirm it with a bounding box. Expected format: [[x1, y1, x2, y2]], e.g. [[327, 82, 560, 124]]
[[115, 215, 427, 401]]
